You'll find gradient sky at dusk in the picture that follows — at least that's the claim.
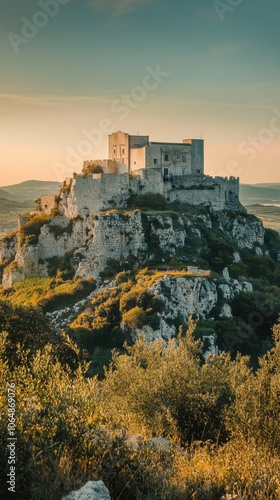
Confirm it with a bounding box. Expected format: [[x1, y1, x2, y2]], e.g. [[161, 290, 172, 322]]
[[0, 0, 279, 185]]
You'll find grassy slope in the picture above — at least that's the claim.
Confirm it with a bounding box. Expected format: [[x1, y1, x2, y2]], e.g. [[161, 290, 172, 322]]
[[0, 277, 95, 311]]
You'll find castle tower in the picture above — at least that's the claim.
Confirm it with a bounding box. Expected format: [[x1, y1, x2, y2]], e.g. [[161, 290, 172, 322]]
[[109, 131, 149, 172]]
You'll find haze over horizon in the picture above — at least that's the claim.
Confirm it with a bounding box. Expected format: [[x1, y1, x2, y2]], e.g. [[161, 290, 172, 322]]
[[1, 0, 280, 185]]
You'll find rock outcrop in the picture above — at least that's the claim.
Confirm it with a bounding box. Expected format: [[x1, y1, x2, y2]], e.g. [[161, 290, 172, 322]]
[[63, 481, 111, 500], [220, 213, 265, 249], [0, 207, 267, 288], [122, 269, 253, 343]]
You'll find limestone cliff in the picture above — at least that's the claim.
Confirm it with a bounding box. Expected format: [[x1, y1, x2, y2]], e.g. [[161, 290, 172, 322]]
[[122, 271, 253, 343], [0, 208, 266, 288]]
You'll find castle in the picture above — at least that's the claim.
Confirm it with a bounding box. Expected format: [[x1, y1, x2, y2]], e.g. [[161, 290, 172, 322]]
[[39, 131, 244, 217]]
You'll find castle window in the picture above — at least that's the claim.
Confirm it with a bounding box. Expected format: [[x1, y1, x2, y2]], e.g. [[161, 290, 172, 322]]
[[196, 169, 201, 174], [154, 159, 157, 164], [182, 154, 186, 162], [164, 154, 169, 161], [122, 158, 124, 164], [122, 148, 125, 154], [134, 161, 136, 165], [182, 169, 185, 175]]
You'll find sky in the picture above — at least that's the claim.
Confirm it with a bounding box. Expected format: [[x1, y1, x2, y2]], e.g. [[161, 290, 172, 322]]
[[0, 0, 279, 185]]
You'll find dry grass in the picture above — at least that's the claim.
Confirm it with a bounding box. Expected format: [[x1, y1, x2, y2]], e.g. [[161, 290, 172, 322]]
[[137, 267, 211, 286]]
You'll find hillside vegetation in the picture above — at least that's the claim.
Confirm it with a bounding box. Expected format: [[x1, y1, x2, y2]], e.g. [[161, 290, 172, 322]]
[[1, 188, 280, 498], [1, 314, 280, 499]]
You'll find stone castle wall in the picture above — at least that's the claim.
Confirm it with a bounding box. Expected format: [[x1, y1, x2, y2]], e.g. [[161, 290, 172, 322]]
[[39, 195, 56, 214], [60, 173, 131, 218], [164, 175, 240, 211], [57, 169, 242, 218]]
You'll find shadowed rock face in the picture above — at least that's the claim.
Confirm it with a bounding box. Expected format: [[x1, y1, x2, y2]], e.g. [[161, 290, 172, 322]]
[[222, 214, 265, 249], [63, 480, 111, 500]]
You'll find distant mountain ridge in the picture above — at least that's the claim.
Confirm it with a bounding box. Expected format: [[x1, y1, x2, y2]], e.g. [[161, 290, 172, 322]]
[[240, 184, 280, 207], [0, 180, 61, 201], [0, 189, 15, 200]]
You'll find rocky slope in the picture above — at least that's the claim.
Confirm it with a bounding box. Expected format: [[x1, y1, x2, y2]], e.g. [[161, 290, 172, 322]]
[[0, 208, 266, 288], [1, 201, 279, 363], [116, 268, 253, 345]]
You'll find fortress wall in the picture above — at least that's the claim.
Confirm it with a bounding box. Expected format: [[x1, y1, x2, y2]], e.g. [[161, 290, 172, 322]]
[[39, 195, 56, 214], [83, 159, 118, 174], [164, 175, 240, 210], [63, 173, 131, 217], [167, 185, 225, 209], [59, 170, 241, 219], [227, 176, 239, 197], [137, 168, 164, 195], [100, 173, 130, 206]]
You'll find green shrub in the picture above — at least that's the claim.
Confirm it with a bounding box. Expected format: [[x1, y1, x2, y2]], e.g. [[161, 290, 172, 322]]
[[129, 193, 169, 210], [19, 214, 49, 247], [82, 163, 104, 176], [122, 306, 146, 329], [264, 228, 280, 260], [1, 318, 280, 499], [227, 323, 280, 452], [60, 179, 73, 194]]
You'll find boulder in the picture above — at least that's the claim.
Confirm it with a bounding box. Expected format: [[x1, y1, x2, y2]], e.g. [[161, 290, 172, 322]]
[[222, 267, 230, 283], [219, 303, 233, 318], [63, 481, 111, 500]]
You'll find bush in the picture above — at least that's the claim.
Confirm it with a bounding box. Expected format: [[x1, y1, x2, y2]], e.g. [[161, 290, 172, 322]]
[[102, 320, 235, 445], [129, 193, 169, 210], [227, 323, 280, 453], [82, 163, 104, 176], [19, 214, 49, 247], [122, 306, 146, 329], [264, 228, 280, 260], [1, 319, 280, 498]]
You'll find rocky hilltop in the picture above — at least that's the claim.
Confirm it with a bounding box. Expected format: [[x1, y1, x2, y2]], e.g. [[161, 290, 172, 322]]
[[1, 176, 280, 363], [0, 202, 265, 288]]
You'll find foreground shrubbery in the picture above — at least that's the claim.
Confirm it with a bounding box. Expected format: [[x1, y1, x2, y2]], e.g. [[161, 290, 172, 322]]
[[1, 319, 280, 499]]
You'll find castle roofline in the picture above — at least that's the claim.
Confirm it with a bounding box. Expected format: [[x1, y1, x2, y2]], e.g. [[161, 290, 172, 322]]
[[149, 141, 192, 146]]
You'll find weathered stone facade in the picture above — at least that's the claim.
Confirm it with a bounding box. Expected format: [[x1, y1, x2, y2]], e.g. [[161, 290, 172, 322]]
[[55, 169, 242, 219], [108, 130, 204, 175], [35, 131, 243, 218], [39, 194, 57, 214]]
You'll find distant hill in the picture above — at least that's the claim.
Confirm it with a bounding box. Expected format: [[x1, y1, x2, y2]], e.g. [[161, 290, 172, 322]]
[[0, 198, 36, 238], [246, 204, 280, 233], [254, 183, 280, 189], [0, 180, 61, 237], [240, 184, 280, 206], [0, 189, 15, 200], [0, 180, 61, 201]]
